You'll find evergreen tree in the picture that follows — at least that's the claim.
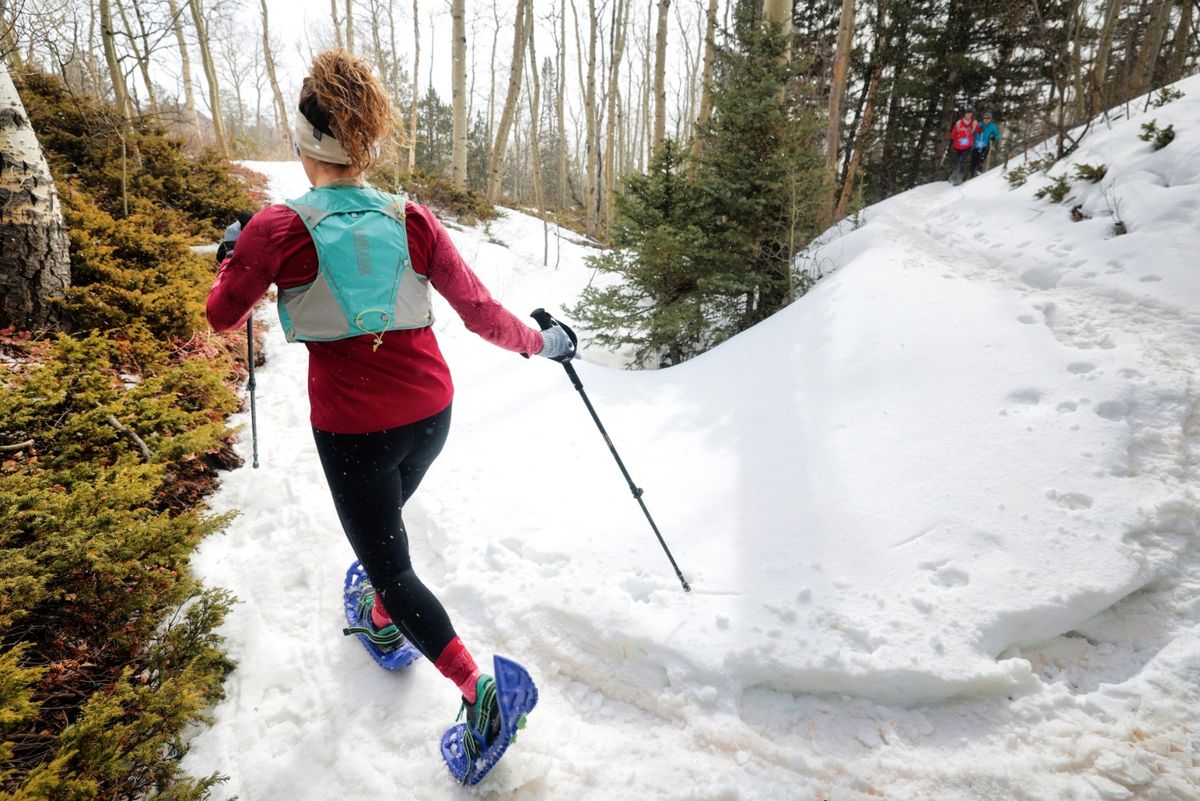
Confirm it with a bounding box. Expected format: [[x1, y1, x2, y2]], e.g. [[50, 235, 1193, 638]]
[[415, 86, 453, 175], [691, 5, 827, 331], [571, 6, 827, 367], [570, 140, 712, 365]]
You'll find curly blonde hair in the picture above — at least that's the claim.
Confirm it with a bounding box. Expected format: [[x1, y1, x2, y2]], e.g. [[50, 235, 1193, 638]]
[[299, 49, 394, 173]]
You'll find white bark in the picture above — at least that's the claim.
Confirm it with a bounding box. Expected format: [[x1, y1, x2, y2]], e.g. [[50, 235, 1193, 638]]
[[189, 0, 228, 156], [408, 0, 419, 172], [451, 0, 467, 187], [0, 61, 71, 329], [261, 0, 291, 152], [487, 0, 530, 202], [652, 0, 669, 150], [168, 0, 202, 140]]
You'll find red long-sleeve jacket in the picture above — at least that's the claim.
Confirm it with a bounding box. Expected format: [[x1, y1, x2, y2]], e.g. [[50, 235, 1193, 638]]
[[206, 201, 544, 434], [950, 118, 981, 152]]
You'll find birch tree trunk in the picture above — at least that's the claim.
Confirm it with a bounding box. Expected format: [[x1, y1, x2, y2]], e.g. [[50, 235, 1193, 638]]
[[603, 0, 629, 233], [826, 0, 855, 173], [99, 0, 131, 119], [834, 64, 879, 220], [558, 0, 567, 218], [408, 0, 419, 172], [487, 0, 529, 202], [330, 0, 343, 49], [120, 0, 159, 116], [652, 0, 669, 150], [1132, 0, 1176, 98], [762, 0, 791, 28], [345, 0, 354, 53], [168, 0, 202, 140], [579, 0, 599, 233], [525, 1, 548, 263], [1089, 0, 1124, 114], [0, 0, 19, 68], [1164, 0, 1194, 83], [695, 0, 718, 132], [189, 0, 228, 156], [0, 62, 71, 329], [451, 0, 467, 187], [261, 0, 291, 152]]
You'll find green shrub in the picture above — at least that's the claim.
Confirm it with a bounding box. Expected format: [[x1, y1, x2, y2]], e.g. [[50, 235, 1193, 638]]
[[368, 167, 498, 225], [1034, 174, 1072, 203], [1139, 119, 1176, 150], [1, 68, 249, 800], [13, 70, 264, 240], [1005, 152, 1059, 189], [1150, 87, 1184, 108], [1073, 163, 1107, 182]]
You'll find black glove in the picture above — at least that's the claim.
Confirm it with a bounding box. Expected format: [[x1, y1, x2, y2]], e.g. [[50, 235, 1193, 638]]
[[530, 308, 578, 362]]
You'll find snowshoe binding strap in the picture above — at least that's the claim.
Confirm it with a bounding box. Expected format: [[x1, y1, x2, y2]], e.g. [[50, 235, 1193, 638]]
[[342, 580, 407, 650]]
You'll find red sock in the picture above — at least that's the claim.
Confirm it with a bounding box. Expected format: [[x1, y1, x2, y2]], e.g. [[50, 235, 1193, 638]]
[[370, 598, 393, 629], [435, 637, 483, 702]]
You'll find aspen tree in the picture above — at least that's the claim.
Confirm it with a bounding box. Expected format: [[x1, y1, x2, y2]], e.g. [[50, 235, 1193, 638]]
[[261, 0, 290, 151], [118, 0, 159, 116], [189, 0, 228, 156], [558, 0, 567, 218], [826, 0, 855, 175], [346, 0, 354, 52], [451, 0, 467, 187], [487, 0, 530, 201], [98, 0, 131, 120], [694, 0, 719, 136], [1089, 0, 1123, 114], [575, 0, 599, 233], [0, 59, 71, 329], [409, 0, 419, 172], [330, 0, 343, 48], [603, 0, 630, 232], [1164, 0, 1193, 83], [524, 0, 548, 263], [1132, 0, 1176, 97], [167, 0, 202, 140], [652, 0, 669, 149]]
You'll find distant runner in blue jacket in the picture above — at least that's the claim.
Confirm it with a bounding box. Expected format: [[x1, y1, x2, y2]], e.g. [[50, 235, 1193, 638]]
[[972, 112, 1000, 177]]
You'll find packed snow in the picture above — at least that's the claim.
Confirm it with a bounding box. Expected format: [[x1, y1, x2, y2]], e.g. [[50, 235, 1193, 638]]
[[183, 79, 1200, 800]]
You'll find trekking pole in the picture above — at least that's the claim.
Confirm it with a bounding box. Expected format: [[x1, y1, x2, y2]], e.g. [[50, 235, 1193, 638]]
[[531, 309, 690, 593], [246, 314, 260, 469]]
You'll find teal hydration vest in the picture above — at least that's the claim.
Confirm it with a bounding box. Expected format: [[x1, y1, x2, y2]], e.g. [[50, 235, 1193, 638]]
[[279, 185, 433, 346]]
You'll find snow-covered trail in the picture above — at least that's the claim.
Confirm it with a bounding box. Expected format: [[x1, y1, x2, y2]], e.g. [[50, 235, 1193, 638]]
[[183, 79, 1200, 801]]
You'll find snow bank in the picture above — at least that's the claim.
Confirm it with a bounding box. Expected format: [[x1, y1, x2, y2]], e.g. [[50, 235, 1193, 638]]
[[184, 76, 1200, 799]]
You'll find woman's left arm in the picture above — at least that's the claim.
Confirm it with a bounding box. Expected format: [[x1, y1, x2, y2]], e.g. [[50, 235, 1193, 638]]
[[418, 207, 544, 356]]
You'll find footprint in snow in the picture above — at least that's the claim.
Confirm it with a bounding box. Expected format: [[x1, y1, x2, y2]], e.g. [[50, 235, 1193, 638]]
[[1067, 362, 1096, 375], [1008, 388, 1042, 405], [1047, 490, 1094, 510], [1095, 400, 1130, 421]]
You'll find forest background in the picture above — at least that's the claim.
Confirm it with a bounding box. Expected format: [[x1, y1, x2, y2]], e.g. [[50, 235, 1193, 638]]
[[0, 0, 1197, 798]]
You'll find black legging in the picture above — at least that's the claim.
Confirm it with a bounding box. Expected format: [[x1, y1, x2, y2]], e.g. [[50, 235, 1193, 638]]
[[313, 404, 457, 661]]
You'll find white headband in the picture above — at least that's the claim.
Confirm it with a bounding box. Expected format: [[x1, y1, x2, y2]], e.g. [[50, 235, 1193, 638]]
[[294, 111, 353, 166]]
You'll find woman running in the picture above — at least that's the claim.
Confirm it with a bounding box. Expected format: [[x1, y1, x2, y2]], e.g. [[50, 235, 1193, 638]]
[[205, 48, 573, 778]]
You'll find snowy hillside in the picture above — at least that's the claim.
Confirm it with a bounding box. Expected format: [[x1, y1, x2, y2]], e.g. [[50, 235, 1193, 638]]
[[183, 78, 1200, 801]]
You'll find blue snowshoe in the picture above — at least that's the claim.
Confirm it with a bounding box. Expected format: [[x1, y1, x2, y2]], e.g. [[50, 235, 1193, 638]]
[[342, 561, 421, 670], [440, 655, 538, 785]]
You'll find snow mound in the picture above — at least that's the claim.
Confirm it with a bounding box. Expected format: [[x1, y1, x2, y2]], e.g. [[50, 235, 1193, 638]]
[[185, 77, 1200, 799]]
